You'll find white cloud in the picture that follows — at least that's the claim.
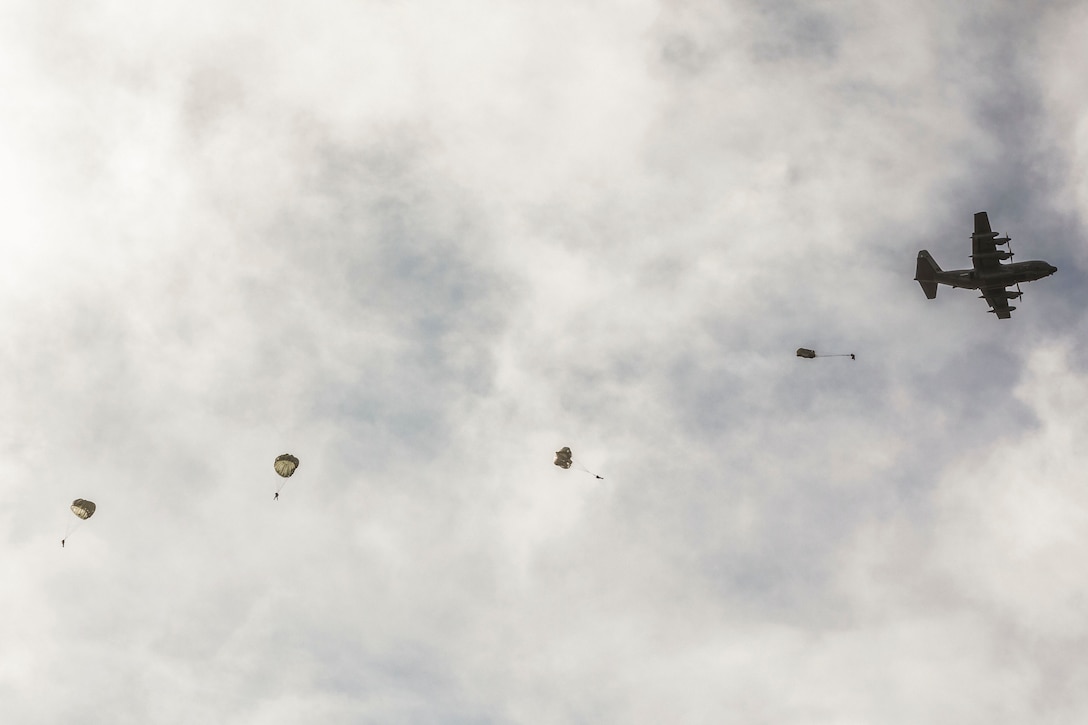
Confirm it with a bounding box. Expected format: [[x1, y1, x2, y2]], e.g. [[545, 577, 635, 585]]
[[0, 0, 1085, 722]]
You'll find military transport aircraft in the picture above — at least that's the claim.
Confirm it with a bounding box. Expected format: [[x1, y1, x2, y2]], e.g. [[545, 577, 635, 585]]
[[915, 211, 1057, 319]]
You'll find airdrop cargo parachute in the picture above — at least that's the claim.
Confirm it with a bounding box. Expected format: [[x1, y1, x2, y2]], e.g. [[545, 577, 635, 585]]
[[554, 446, 603, 479], [797, 348, 854, 360]]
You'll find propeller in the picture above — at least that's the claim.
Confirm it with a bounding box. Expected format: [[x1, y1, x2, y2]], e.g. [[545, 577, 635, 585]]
[[1002, 233, 1023, 303], [1005, 232, 1022, 306], [997, 234, 1013, 256], [1008, 232, 1023, 306]]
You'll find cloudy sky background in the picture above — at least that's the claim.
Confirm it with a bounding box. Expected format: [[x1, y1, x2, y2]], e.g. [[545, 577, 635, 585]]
[[2, 0, 1088, 722]]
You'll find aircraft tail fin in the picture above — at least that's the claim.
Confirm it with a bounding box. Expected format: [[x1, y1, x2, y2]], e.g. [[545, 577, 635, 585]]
[[915, 250, 940, 299]]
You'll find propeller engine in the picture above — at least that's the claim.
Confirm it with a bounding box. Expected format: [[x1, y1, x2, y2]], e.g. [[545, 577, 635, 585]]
[[970, 233, 1014, 262], [971, 250, 1013, 261]]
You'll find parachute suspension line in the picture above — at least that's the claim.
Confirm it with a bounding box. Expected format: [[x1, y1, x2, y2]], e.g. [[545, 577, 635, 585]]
[[573, 460, 604, 480], [818, 353, 856, 359], [63, 519, 84, 543]]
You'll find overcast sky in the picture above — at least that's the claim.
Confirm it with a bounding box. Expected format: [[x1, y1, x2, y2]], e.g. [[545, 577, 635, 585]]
[[3, 1, 1088, 723]]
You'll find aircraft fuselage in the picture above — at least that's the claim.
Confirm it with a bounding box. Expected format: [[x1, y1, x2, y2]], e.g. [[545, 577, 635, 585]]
[[932, 260, 1057, 290]]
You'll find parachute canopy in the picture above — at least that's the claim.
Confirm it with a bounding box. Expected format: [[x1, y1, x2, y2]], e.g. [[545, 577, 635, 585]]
[[796, 348, 817, 359], [274, 454, 299, 478], [71, 499, 96, 520]]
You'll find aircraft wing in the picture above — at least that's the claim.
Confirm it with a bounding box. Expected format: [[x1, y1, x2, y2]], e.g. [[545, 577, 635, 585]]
[[971, 212, 1005, 273], [974, 211, 993, 235], [980, 285, 1014, 319]]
